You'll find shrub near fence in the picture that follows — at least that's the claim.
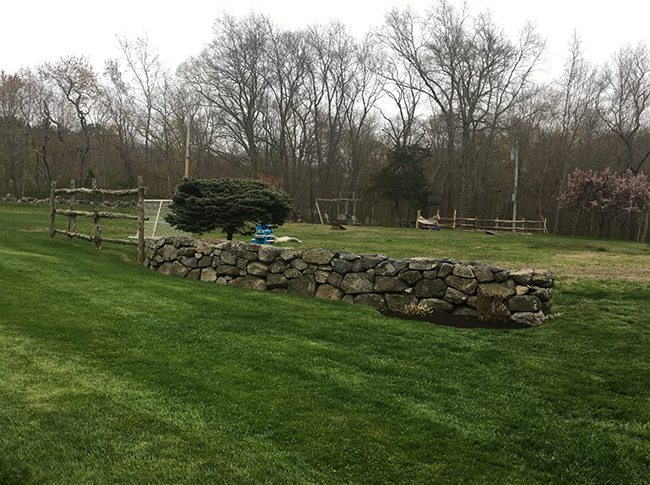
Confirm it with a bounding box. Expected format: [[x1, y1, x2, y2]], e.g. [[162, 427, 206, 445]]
[[145, 238, 555, 327]]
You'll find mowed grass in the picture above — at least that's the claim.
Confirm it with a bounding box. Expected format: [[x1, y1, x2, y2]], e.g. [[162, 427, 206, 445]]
[[1, 202, 649, 484]]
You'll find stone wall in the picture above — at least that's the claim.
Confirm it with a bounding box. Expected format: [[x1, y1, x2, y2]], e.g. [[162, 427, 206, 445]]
[[144, 238, 554, 326]]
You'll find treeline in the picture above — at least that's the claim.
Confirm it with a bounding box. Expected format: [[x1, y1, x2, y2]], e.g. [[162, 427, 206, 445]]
[[1, 2, 649, 240]]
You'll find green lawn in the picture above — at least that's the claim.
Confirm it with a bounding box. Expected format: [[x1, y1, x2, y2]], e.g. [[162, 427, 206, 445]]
[[1, 202, 649, 484]]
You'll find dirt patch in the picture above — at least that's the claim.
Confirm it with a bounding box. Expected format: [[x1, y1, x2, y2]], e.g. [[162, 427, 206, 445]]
[[380, 310, 531, 329]]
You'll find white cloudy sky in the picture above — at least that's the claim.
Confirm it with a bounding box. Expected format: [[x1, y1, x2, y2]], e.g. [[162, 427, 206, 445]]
[[2, 0, 649, 79]]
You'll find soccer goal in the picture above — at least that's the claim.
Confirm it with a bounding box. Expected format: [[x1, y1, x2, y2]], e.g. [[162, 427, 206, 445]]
[[139, 199, 191, 238]]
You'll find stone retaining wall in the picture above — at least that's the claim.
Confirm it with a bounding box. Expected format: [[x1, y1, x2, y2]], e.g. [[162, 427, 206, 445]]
[[144, 238, 554, 326]]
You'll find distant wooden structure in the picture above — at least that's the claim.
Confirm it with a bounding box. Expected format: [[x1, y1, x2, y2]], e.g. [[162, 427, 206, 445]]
[[315, 192, 361, 225], [49, 177, 147, 264]]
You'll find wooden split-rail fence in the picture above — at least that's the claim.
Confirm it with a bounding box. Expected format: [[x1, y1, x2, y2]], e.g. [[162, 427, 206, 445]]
[[415, 209, 548, 233], [49, 177, 147, 264]]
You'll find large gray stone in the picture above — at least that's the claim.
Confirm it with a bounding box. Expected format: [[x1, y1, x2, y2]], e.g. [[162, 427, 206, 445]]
[[220, 251, 237, 265], [510, 269, 533, 285], [280, 248, 301, 261], [230, 275, 267, 291], [399, 270, 423, 285], [169, 261, 189, 278], [437, 263, 454, 278], [420, 298, 454, 313], [266, 273, 288, 289], [354, 293, 386, 308], [478, 280, 516, 298], [374, 276, 409, 293], [269, 260, 288, 273], [453, 265, 475, 278], [445, 275, 478, 295], [326, 272, 343, 288], [532, 270, 554, 288], [444, 287, 469, 304], [216, 265, 241, 277], [385, 294, 417, 311], [287, 275, 317, 297], [283, 268, 302, 279], [247, 261, 269, 277], [353, 254, 388, 272], [237, 249, 258, 262], [509, 295, 542, 313], [340, 272, 374, 294], [302, 248, 335, 265], [409, 258, 438, 271], [315, 270, 330, 284], [200, 267, 217, 282], [315, 284, 344, 300], [510, 310, 546, 327], [530, 287, 553, 302], [258, 245, 282, 263], [291, 259, 309, 271], [414, 278, 448, 298], [375, 259, 409, 276], [471, 264, 495, 283], [453, 306, 478, 317], [332, 258, 354, 274]]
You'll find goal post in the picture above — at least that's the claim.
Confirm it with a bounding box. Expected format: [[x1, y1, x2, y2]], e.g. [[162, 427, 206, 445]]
[[136, 199, 191, 239]]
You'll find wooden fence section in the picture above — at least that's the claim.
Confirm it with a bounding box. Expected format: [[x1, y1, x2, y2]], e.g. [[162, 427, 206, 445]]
[[416, 209, 548, 233], [49, 177, 147, 264]]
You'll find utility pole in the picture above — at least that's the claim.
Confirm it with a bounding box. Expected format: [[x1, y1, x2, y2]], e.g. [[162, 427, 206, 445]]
[[510, 144, 519, 230], [184, 113, 191, 178]]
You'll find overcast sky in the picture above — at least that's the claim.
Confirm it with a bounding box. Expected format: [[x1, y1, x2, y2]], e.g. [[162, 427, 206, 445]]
[[2, 0, 649, 79]]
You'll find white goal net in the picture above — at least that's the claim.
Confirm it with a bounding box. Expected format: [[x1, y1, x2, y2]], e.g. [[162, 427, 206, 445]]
[[141, 199, 191, 238]]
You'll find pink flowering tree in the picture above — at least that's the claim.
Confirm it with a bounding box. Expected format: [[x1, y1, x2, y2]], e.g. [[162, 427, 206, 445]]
[[559, 167, 650, 237]]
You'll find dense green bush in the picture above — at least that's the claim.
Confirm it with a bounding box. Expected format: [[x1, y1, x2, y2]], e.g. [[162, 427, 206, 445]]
[[166, 178, 293, 239]]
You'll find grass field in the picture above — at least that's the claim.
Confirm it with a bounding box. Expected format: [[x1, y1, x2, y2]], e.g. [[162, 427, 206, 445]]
[[1, 202, 649, 484]]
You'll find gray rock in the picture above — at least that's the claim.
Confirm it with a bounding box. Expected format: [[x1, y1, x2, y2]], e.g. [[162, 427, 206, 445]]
[[326, 272, 343, 288], [187, 269, 201, 280], [399, 270, 423, 285], [354, 293, 386, 308], [258, 245, 282, 263], [385, 294, 418, 311], [420, 298, 454, 313], [516, 285, 530, 295], [291, 259, 309, 271], [437, 263, 454, 278], [494, 270, 510, 283], [340, 272, 374, 294], [453, 265, 475, 278], [471, 264, 495, 283], [283, 268, 302, 279], [342, 295, 355, 303], [315, 270, 330, 284], [445, 275, 478, 295], [216, 265, 241, 277], [200, 267, 217, 282], [332, 258, 354, 274], [337, 251, 359, 261], [266, 273, 288, 289], [280, 248, 301, 261], [510, 269, 533, 285], [287, 275, 317, 297], [269, 260, 288, 273], [181, 256, 200, 269], [444, 287, 469, 304], [315, 284, 344, 300], [409, 258, 438, 271], [374, 276, 409, 293], [532, 270, 554, 288], [302, 248, 335, 265], [168, 261, 188, 277], [478, 280, 516, 298], [158, 261, 173, 274], [230, 275, 267, 291], [221, 251, 237, 265], [510, 310, 546, 327], [530, 287, 553, 302], [422, 270, 438, 279], [375, 259, 409, 276], [247, 261, 269, 277], [353, 254, 388, 272], [414, 278, 448, 298], [509, 295, 542, 313]]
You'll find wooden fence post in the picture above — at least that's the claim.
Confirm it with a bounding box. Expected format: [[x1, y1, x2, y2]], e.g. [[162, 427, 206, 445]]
[[49, 181, 56, 238], [68, 179, 76, 243], [92, 179, 102, 250], [415, 209, 421, 229], [453, 209, 457, 230], [137, 176, 145, 265]]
